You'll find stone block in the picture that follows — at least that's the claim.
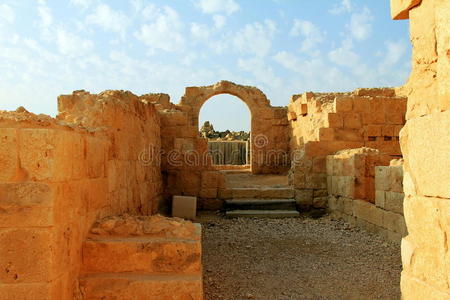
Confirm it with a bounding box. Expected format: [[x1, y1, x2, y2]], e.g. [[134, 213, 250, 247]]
[[260, 188, 294, 199], [0, 228, 56, 283], [368, 100, 386, 124], [199, 188, 217, 199], [0, 282, 54, 299], [328, 196, 337, 210], [295, 189, 313, 207], [82, 237, 201, 274], [326, 113, 343, 128], [79, 274, 203, 300], [385, 191, 404, 215], [313, 197, 327, 208], [343, 113, 362, 129], [217, 188, 232, 199], [365, 125, 381, 137], [0, 129, 18, 182], [319, 128, 334, 141], [0, 182, 54, 227], [334, 97, 353, 112], [401, 112, 450, 198], [172, 196, 197, 220], [352, 199, 383, 226], [342, 197, 353, 215], [231, 188, 260, 198], [383, 210, 407, 235], [334, 129, 362, 141], [375, 190, 386, 208]]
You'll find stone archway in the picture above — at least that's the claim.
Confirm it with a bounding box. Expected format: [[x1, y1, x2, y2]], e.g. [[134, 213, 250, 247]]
[[179, 80, 289, 174]]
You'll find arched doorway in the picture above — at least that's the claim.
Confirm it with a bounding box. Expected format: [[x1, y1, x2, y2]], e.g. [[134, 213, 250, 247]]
[[199, 94, 251, 166], [179, 80, 286, 174]]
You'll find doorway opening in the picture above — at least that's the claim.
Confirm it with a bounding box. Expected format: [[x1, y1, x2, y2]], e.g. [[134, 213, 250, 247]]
[[198, 94, 251, 167]]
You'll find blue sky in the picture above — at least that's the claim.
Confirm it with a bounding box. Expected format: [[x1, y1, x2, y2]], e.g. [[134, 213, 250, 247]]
[[0, 0, 411, 131]]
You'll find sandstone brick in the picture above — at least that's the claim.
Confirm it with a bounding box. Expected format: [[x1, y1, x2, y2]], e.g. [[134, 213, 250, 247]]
[[199, 188, 217, 199], [0, 129, 18, 182], [0, 183, 54, 227], [385, 191, 404, 215], [352, 199, 383, 226], [326, 113, 343, 128], [365, 125, 382, 137], [375, 190, 386, 208], [383, 210, 407, 235], [334, 97, 353, 112], [172, 196, 197, 220], [0, 228, 56, 283], [232, 188, 260, 198], [0, 282, 54, 300], [319, 128, 334, 141], [343, 113, 362, 129], [82, 237, 201, 274], [295, 189, 313, 208], [313, 197, 327, 208], [79, 274, 203, 300], [368, 100, 386, 124]]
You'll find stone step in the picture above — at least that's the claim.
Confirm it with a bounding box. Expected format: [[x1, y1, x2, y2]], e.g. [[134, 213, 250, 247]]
[[79, 273, 203, 300], [82, 236, 201, 275], [225, 199, 296, 210], [220, 187, 294, 199], [226, 209, 300, 218]]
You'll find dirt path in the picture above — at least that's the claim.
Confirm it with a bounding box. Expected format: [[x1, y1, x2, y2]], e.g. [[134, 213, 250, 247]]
[[200, 213, 401, 300]]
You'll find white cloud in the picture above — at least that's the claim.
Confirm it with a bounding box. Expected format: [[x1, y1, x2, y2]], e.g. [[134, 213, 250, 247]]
[[378, 40, 408, 74], [86, 4, 129, 38], [237, 57, 282, 89], [348, 7, 373, 40], [329, 0, 353, 15], [0, 4, 15, 23], [191, 23, 210, 39], [38, 5, 53, 28], [134, 6, 184, 53], [233, 20, 277, 57], [70, 0, 97, 9], [273, 51, 302, 71], [56, 28, 94, 57], [289, 19, 324, 54], [196, 0, 239, 15], [328, 39, 360, 68], [213, 14, 226, 29]]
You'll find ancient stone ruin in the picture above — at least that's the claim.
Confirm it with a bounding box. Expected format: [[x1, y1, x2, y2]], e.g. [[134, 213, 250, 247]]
[[0, 0, 448, 299]]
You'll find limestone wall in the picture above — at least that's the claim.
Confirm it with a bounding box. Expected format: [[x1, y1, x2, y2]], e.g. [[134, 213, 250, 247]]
[[288, 88, 406, 210], [147, 81, 290, 210], [327, 149, 407, 244], [391, 0, 450, 298], [0, 90, 162, 298]]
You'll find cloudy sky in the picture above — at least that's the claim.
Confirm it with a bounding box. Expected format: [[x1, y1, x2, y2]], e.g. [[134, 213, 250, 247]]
[[0, 0, 411, 131]]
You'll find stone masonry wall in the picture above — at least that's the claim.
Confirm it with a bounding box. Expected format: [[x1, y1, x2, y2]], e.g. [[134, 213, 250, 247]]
[[391, 0, 450, 298], [327, 148, 407, 244], [144, 81, 290, 211], [288, 88, 406, 210], [0, 90, 162, 299]]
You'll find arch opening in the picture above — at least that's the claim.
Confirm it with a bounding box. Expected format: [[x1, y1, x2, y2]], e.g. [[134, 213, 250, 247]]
[[199, 94, 251, 167]]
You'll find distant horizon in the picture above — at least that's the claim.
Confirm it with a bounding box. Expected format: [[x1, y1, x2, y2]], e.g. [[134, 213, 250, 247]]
[[0, 0, 411, 132]]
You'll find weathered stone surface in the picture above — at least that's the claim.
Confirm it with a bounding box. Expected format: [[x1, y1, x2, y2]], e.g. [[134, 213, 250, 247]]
[[172, 196, 197, 220], [79, 274, 203, 300], [352, 200, 383, 227], [0, 228, 55, 283], [83, 237, 201, 274]]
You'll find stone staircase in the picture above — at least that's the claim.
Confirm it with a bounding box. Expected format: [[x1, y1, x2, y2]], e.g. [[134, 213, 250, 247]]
[[78, 215, 203, 300], [223, 187, 299, 218]]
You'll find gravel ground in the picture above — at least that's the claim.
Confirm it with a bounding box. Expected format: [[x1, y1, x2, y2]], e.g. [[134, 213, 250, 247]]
[[199, 213, 401, 300]]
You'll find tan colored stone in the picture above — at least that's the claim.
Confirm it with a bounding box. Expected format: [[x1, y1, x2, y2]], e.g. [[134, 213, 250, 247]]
[[172, 196, 197, 220], [352, 200, 383, 226]]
